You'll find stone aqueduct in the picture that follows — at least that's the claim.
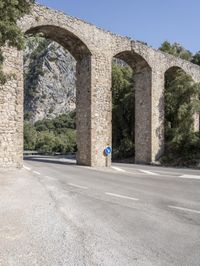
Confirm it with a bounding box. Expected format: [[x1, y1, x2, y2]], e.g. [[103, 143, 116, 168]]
[[0, 4, 200, 168]]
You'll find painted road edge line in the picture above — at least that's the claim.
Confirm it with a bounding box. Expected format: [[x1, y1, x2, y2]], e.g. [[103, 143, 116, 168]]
[[139, 169, 159, 176], [45, 175, 56, 180], [33, 171, 41, 175], [111, 166, 126, 173], [105, 192, 139, 201], [180, 174, 200, 180], [68, 183, 88, 189], [23, 165, 31, 171], [168, 205, 200, 214]]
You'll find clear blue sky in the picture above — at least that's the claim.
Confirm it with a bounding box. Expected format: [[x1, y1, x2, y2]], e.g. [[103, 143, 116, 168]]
[[37, 0, 200, 54]]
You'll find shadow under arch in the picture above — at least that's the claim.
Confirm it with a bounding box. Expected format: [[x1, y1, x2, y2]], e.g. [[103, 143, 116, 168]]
[[24, 24, 94, 166], [25, 25, 92, 61], [164, 65, 190, 81], [112, 50, 153, 164], [164, 66, 191, 102], [114, 50, 151, 72]]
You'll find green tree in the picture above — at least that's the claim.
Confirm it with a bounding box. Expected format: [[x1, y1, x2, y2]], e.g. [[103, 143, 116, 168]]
[[165, 69, 199, 138], [54, 130, 76, 153], [53, 111, 76, 131], [0, 0, 35, 83], [24, 122, 37, 150], [159, 41, 192, 61], [163, 68, 200, 164], [112, 63, 135, 160], [191, 51, 200, 66], [24, 112, 77, 155], [36, 131, 56, 154], [159, 41, 200, 165]]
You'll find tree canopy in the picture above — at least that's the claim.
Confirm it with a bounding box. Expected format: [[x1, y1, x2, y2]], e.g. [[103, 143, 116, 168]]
[[112, 63, 135, 160], [0, 0, 35, 83], [159, 41, 192, 61], [159, 42, 200, 165], [24, 112, 76, 154]]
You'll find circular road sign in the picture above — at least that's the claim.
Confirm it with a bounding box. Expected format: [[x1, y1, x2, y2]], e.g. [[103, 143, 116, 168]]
[[104, 146, 112, 156]]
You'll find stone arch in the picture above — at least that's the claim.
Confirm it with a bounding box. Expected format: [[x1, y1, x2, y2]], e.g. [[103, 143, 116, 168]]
[[22, 23, 93, 166], [114, 50, 151, 71], [24, 25, 92, 61], [19, 4, 96, 56], [164, 66, 188, 88], [112, 50, 153, 163], [163, 59, 200, 83], [165, 65, 187, 77]]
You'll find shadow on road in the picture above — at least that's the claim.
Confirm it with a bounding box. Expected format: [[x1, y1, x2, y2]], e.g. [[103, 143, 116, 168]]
[[24, 155, 77, 166]]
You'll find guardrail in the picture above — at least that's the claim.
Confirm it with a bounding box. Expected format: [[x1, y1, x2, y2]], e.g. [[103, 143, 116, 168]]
[[24, 151, 39, 155]]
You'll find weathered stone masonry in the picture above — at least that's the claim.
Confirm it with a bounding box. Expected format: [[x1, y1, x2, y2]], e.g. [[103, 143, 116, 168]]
[[0, 4, 200, 168]]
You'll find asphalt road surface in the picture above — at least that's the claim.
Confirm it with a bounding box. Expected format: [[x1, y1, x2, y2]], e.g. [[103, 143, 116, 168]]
[[0, 155, 200, 266]]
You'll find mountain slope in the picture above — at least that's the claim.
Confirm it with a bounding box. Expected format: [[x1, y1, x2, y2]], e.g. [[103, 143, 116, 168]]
[[24, 36, 76, 123]]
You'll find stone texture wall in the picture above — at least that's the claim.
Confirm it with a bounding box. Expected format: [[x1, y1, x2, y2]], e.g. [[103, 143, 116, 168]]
[[151, 67, 165, 162], [76, 55, 92, 166], [90, 53, 112, 167], [134, 67, 152, 164], [0, 3, 200, 168], [0, 47, 23, 168]]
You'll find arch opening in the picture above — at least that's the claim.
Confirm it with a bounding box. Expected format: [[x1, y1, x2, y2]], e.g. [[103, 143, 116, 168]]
[[25, 25, 91, 61], [111, 50, 152, 163], [23, 25, 92, 165], [163, 66, 200, 165]]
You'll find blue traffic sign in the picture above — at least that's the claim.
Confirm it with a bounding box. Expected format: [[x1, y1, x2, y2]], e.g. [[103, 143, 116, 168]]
[[104, 146, 112, 156]]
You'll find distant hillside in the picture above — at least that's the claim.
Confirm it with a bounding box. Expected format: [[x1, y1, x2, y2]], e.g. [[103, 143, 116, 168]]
[[24, 36, 76, 123]]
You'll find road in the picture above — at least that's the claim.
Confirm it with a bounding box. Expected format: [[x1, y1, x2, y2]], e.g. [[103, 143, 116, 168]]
[[0, 155, 200, 266]]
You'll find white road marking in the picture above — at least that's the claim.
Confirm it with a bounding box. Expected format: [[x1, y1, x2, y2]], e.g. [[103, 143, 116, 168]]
[[168, 205, 200, 214], [180, 174, 200, 180], [105, 192, 139, 201], [23, 165, 31, 171], [111, 166, 126, 173], [33, 171, 41, 175], [45, 175, 56, 180], [150, 170, 181, 176], [68, 183, 88, 189], [139, 169, 159, 176]]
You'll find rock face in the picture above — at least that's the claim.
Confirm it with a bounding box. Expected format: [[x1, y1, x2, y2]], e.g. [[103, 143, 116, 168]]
[[24, 37, 76, 123]]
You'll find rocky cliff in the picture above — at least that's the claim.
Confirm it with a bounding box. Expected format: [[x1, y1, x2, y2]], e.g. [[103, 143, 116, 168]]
[[24, 36, 76, 123]]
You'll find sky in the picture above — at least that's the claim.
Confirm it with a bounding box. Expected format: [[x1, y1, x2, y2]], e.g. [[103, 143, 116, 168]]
[[37, 0, 200, 54]]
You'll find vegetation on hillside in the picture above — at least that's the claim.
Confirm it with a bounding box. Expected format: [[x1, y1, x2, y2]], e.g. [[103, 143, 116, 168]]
[[24, 112, 76, 154]]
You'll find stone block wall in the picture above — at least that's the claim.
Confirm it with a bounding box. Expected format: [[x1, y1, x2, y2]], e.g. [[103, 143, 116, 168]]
[[76, 55, 92, 166], [90, 53, 112, 167], [135, 67, 152, 163], [0, 47, 23, 168]]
